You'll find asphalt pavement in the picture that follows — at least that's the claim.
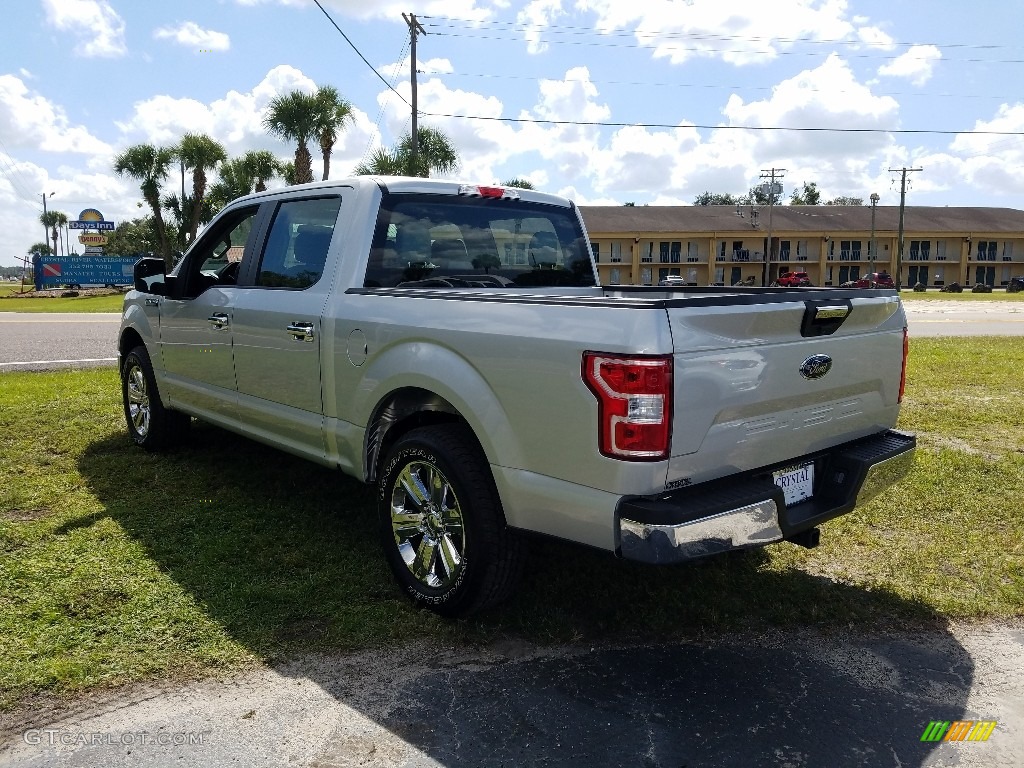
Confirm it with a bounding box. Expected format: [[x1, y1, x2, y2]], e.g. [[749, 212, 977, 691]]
[[1, 622, 1021, 767]]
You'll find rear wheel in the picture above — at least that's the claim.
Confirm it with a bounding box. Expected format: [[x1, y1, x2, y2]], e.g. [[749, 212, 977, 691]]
[[121, 345, 190, 451], [378, 424, 525, 617]]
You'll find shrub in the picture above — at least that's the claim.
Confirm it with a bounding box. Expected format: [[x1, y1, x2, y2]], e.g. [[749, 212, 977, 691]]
[[941, 282, 963, 293], [913, 282, 927, 292], [972, 284, 993, 293]]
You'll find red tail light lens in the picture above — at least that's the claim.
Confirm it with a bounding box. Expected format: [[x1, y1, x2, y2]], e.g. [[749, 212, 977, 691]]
[[583, 353, 673, 460], [899, 326, 909, 403]]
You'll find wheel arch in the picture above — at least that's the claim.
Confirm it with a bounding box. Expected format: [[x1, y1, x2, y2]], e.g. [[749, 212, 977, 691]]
[[364, 386, 486, 483]]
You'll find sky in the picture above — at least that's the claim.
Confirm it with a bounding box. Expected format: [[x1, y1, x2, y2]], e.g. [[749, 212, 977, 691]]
[[4, 0, 1024, 265]]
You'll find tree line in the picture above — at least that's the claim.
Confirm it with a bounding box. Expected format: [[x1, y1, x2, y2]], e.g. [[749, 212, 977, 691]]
[[693, 181, 864, 207]]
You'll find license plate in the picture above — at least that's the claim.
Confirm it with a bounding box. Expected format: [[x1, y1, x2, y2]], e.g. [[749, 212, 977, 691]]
[[773, 462, 814, 507]]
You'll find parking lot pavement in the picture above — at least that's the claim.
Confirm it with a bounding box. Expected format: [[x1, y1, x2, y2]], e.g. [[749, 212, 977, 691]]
[[2, 621, 1022, 768]]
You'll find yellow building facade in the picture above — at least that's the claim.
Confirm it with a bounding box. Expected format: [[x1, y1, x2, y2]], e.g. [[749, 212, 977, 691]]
[[579, 205, 1024, 288]]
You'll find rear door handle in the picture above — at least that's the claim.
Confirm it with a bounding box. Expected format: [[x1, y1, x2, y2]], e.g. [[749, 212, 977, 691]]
[[207, 313, 230, 330], [287, 322, 315, 342]]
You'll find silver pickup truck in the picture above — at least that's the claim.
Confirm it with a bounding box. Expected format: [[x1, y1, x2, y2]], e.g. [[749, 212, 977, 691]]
[[118, 177, 916, 616]]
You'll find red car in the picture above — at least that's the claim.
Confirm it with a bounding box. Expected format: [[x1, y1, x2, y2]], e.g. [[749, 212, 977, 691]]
[[776, 271, 812, 287]]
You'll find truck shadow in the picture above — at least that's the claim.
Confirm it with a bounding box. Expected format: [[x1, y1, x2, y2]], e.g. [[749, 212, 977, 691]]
[[74, 423, 975, 767]]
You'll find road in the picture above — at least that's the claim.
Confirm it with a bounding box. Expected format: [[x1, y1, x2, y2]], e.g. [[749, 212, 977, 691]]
[[0, 313, 119, 371], [0, 300, 1021, 373]]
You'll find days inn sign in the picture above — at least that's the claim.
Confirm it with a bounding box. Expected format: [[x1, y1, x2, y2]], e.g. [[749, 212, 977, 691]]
[[68, 208, 115, 231]]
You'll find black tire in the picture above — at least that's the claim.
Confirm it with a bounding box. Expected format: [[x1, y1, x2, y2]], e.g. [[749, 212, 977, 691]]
[[121, 345, 190, 451], [378, 424, 525, 617]]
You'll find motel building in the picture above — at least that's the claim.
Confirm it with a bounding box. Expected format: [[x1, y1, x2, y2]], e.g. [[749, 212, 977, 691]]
[[579, 205, 1024, 288]]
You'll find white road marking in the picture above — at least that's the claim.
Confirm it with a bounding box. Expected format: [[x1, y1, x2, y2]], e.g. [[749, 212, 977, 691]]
[[0, 357, 117, 367]]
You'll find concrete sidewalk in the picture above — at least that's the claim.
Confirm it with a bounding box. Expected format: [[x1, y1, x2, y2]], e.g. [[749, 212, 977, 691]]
[[2, 621, 1022, 767]]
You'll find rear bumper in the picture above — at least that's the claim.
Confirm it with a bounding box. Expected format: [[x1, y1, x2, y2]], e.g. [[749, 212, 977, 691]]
[[616, 429, 916, 564]]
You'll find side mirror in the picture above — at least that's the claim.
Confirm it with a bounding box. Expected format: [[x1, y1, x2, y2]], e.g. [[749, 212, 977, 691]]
[[134, 257, 166, 294]]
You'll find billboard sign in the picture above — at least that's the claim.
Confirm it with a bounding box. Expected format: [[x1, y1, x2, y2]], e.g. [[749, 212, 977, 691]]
[[33, 255, 137, 289]]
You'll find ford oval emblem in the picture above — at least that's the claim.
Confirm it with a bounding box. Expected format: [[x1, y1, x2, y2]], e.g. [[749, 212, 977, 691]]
[[799, 354, 833, 380]]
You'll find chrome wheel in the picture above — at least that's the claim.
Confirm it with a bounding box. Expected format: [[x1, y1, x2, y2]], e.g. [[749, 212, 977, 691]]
[[390, 460, 466, 590], [125, 362, 151, 438]]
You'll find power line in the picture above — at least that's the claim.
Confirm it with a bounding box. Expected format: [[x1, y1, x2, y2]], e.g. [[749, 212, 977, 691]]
[[424, 29, 1024, 65], [310, 0, 410, 106], [418, 111, 1024, 137], [422, 15, 1024, 56]]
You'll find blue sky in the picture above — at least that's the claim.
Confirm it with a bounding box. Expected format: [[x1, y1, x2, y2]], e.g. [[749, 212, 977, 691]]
[[3, 0, 1024, 265]]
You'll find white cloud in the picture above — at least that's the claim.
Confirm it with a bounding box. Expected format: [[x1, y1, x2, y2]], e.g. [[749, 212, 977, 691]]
[[575, 0, 858, 66], [877, 44, 941, 86], [41, 0, 127, 58], [154, 22, 231, 52], [0, 75, 112, 155], [516, 0, 565, 54]]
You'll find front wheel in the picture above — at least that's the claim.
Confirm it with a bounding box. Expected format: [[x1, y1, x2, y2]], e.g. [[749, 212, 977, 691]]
[[121, 345, 190, 451], [378, 424, 525, 617]]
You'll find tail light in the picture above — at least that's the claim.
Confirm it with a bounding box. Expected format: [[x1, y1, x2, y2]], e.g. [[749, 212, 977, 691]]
[[583, 352, 673, 460], [899, 326, 909, 403]]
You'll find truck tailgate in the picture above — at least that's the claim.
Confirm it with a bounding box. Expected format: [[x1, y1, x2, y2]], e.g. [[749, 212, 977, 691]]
[[666, 295, 906, 486]]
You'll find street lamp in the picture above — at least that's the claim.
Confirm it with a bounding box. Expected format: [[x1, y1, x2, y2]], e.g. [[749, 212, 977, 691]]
[[869, 192, 879, 275]]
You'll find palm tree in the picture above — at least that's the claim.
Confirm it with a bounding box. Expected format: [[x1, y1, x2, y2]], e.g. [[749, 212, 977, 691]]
[[502, 178, 535, 190], [399, 126, 459, 177], [207, 158, 251, 214], [353, 126, 460, 178], [177, 133, 227, 245], [263, 90, 318, 185], [114, 143, 175, 268], [242, 150, 282, 192], [53, 211, 69, 256], [353, 147, 407, 176], [39, 211, 62, 257], [311, 85, 353, 181]]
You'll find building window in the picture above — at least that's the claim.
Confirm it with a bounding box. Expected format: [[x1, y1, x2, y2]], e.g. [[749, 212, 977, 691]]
[[641, 244, 653, 263], [779, 240, 791, 260], [591, 242, 599, 263], [670, 241, 681, 263], [610, 242, 622, 263], [935, 241, 946, 261], [687, 242, 699, 262], [714, 267, 724, 284], [1004, 242, 1014, 261], [609, 268, 621, 284], [933, 266, 944, 286], [977, 241, 997, 261], [640, 267, 652, 285], [659, 242, 669, 262]]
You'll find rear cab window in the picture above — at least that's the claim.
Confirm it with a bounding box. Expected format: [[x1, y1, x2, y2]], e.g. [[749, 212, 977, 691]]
[[364, 193, 596, 289]]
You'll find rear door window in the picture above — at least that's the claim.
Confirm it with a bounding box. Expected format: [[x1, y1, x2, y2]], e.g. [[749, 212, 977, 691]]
[[256, 196, 342, 289], [364, 194, 595, 288]]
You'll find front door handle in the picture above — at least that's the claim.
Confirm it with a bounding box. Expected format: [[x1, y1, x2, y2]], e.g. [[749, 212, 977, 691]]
[[208, 313, 230, 330], [287, 322, 315, 342]]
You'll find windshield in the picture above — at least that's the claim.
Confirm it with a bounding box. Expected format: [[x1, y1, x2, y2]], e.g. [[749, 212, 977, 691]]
[[364, 193, 596, 289]]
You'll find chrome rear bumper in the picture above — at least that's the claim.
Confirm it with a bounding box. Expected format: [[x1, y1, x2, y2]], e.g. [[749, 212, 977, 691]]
[[617, 430, 916, 565]]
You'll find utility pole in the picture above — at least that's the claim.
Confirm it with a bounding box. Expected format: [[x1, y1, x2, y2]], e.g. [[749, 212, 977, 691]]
[[759, 168, 786, 286], [402, 12, 426, 176], [888, 166, 922, 290]]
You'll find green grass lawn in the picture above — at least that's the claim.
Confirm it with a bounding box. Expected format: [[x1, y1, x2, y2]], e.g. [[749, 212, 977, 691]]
[[1, 339, 1022, 711], [900, 289, 1024, 302], [0, 291, 124, 313]]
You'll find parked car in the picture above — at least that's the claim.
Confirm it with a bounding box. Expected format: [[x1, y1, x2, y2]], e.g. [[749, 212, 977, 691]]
[[841, 272, 895, 289], [658, 275, 687, 287], [118, 176, 916, 616], [776, 271, 812, 287]]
